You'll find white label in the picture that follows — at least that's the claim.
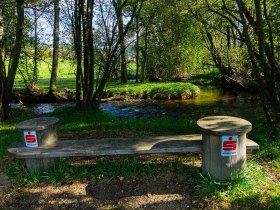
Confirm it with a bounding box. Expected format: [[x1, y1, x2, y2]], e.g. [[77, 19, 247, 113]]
[[24, 131, 38, 147], [221, 136, 238, 156]]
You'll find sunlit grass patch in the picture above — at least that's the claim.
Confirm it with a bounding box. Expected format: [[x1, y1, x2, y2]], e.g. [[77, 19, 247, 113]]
[[194, 161, 279, 209], [103, 82, 200, 100], [195, 162, 264, 198]]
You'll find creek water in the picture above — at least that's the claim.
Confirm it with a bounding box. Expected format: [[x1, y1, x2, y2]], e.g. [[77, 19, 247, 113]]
[[100, 87, 264, 121], [10, 87, 264, 121]]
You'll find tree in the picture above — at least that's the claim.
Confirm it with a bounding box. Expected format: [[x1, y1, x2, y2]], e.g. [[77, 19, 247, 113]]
[[134, 0, 143, 82], [113, 0, 128, 84], [138, 0, 207, 82], [81, 0, 94, 108], [49, 0, 60, 94], [32, 5, 38, 88], [188, 0, 280, 123], [0, 7, 4, 120], [0, 0, 25, 121], [66, 0, 94, 108]]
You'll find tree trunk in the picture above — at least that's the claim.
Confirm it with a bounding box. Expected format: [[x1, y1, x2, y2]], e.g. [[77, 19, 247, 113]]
[[74, 0, 83, 108], [82, 0, 89, 107], [141, 27, 148, 82], [254, 0, 280, 122], [0, 8, 4, 121], [114, 0, 127, 84], [49, 0, 60, 94], [235, 0, 280, 123], [81, 0, 94, 108], [88, 0, 94, 102], [3, 0, 25, 119], [135, 14, 139, 83], [32, 8, 38, 89]]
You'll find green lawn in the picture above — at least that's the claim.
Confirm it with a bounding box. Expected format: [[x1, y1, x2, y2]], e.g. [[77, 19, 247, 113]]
[[14, 59, 76, 91], [13, 60, 200, 100]]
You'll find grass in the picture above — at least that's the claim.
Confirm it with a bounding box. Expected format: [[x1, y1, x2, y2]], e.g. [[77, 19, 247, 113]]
[[14, 59, 76, 90], [1, 108, 280, 209], [103, 82, 200, 100], [193, 162, 280, 209], [48, 106, 199, 139], [6, 157, 186, 186], [189, 70, 223, 87], [0, 110, 35, 160], [13, 59, 201, 100]]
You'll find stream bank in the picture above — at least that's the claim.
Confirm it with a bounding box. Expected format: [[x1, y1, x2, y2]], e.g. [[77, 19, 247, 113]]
[[11, 87, 264, 122]]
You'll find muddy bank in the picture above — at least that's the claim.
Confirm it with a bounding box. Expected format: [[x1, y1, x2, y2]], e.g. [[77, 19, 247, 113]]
[[12, 89, 75, 103]]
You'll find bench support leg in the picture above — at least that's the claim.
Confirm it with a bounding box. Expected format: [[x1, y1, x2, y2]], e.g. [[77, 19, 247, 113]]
[[25, 158, 57, 171]]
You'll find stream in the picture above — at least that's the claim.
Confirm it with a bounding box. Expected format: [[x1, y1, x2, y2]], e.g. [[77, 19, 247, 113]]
[[10, 87, 264, 122]]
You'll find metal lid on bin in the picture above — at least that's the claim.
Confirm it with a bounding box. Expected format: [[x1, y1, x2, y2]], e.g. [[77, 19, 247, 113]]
[[16, 117, 59, 131], [197, 116, 252, 135]]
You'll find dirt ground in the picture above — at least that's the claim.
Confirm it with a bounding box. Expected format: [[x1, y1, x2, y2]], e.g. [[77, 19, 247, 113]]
[[1, 154, 279, 210], [0, 171, 201, 210], [0, 154, 204, 210]]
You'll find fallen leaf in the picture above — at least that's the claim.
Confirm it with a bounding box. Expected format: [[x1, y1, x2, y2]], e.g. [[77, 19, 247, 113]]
[[50, 200, 57, 205]]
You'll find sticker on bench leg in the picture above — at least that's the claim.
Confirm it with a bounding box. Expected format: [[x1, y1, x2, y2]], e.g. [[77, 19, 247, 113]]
[[221, 136, 238, 156], [24, 131, 38, 147]]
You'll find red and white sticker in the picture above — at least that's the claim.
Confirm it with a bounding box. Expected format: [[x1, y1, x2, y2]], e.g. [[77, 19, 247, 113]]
[[221, 136, 238, 156], [24, 131, 38, 147]]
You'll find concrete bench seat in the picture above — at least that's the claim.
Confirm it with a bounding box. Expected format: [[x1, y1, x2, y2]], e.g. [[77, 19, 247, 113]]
[[8, 134, 259, 171]]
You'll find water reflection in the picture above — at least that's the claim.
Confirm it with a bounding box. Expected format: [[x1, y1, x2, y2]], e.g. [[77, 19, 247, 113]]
[[100, 88, 264, 121], [10, 88, 264, 121]]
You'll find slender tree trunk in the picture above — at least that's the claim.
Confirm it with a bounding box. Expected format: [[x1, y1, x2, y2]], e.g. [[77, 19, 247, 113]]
[[82, 0, 89, 107], [0, 8, 4, 121], [32, 8, 38, 89], [82, 0, 94, 108], [49, 0, 60, 94], [135, 14, 139, 83], [115, 0, 127, 84], [3, 0, 25, 119], [74, 0, 83, 108], [88, 0, 94, 101], [135, 1, 143, 83], [141, 27, 148, 82]]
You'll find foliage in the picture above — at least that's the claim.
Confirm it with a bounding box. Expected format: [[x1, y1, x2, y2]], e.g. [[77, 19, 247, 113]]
[[248, 121, 280, 160], [188, 0, 280, 122], [139, 0, 210, 81]]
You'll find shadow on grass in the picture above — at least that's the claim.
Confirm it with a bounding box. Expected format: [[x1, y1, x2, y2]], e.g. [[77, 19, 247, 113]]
[[3, 156, 201, 209], [4, 157, 279, 209]]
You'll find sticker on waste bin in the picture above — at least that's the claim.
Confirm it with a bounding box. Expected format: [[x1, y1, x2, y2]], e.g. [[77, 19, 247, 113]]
[[221, 136, 238, 156], [24, 131, 38, 147]]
